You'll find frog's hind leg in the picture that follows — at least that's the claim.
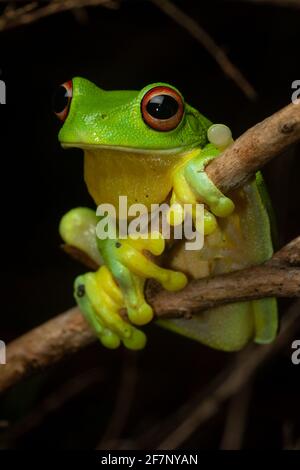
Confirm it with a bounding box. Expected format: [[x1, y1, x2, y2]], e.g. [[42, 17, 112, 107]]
[[252, 297, 278, 344], [99, 235, 187, 327], [158, 301, 255, 352], [158, 298, 278, 351], [59, 208, 146, 349], [75, 267, 147, 350]]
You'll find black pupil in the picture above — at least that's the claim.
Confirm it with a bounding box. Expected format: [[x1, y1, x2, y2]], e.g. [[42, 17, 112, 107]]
[[146, 94, 179, 119], [53, 85, 69, 114]]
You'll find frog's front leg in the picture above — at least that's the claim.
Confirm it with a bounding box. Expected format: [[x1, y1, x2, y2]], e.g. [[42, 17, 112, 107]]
[[60, 208, 187, 350], [169, 124, 235, 233]]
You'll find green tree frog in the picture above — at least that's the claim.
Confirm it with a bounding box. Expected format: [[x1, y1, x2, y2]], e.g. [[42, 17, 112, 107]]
[[54, 77, 278, 351]]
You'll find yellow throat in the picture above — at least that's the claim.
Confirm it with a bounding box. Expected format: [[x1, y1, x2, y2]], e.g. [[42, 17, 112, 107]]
[[84, 147, 191, 211]]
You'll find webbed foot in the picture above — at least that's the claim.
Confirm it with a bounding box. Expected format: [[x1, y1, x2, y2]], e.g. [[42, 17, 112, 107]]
[[74, 267, 147, 350], [60, 207, 188, 349], [168, 124, 235, 235], [98, 234, 187, 328]]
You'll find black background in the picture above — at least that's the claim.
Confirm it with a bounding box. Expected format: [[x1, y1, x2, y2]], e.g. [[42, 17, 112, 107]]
[[0, 0, 299, 450]]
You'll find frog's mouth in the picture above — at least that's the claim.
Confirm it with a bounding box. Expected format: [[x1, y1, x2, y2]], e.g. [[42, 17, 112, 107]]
[[62, 143, 194, 208], [61, 142, 193, 155]]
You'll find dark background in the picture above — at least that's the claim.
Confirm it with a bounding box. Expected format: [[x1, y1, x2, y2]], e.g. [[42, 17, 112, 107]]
[[0, 0, 299, 450]]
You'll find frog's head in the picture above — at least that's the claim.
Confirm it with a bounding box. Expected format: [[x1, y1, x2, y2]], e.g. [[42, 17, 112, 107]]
[[53, 77, 212, 207], [54, 77, 211, 152]]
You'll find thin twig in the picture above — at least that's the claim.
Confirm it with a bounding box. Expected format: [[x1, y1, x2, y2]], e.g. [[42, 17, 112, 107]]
[[96, 351, 138, 450], [0, 367, 105, 448], [219, 381, 253, 449], [0, 0, 118, 31], [157, 300, 300, 449], [294, 436, 300, 450], [151, 0, 257, 100], [246, 0, 300, 8], [282, 421, 295, 449]]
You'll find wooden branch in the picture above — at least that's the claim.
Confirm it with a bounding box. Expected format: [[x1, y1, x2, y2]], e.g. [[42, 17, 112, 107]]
[[151, 237, 300, 318], [0, 307, 94, 394], [1, 102, 300, 394], [1, 237, 299, 395], [206, 102, 300, 192]]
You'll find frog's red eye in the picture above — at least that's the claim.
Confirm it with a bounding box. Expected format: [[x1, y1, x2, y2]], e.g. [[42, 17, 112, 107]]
[[53, 80, 73, 122], [141, 86, 184, 131]]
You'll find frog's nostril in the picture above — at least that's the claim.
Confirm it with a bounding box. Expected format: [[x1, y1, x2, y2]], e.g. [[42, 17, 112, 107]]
[[76, 284, 85, 297]]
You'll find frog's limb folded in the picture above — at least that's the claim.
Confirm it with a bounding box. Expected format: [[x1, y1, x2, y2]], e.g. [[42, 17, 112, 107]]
[[252, 297, 278, 344], [74, 268, 147, 350], [168, 126, 235, 235], [116, 237, 187, 292], [77, 234, 187, 349], [184, 144, 235, 218], [60, 208, 188, 349], [168, 175, 218, 235], [97, 235, 187, 329]]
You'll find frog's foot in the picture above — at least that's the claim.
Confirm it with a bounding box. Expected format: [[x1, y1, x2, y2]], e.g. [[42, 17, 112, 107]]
[[167, 154, 218, 236], [184, 149, 235, 218], [168, 132, 235, 236], [167, 186, 218, 236], [103, 234, 188, 326], [75, 266, 147, 350], [185, 124, 234, 218]]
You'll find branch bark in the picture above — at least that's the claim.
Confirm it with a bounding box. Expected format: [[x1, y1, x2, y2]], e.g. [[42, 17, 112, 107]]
[[151, 237, 300, 317], [206, 102, 300, 192], [0, 102, 300, 394], [1, 237, 299, 394]]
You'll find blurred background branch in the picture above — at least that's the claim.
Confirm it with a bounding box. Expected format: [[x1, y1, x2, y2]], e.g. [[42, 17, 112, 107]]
[[151, 0, 257, 99], [157, 299, 300, 449], [0, 0, 119, 32]]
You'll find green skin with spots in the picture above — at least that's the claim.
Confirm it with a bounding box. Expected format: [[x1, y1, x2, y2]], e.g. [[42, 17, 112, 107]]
[[58, 77, 278, 351]]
